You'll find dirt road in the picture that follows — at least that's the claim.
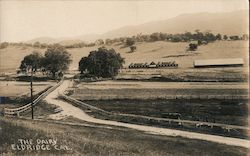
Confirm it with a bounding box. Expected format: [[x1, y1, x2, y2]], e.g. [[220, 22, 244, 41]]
[[45, 80, 250, 148]]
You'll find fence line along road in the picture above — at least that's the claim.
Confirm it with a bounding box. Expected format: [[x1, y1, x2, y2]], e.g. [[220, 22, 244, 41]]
[[59, 93, 250, 131], [3, 80, 63, 117]]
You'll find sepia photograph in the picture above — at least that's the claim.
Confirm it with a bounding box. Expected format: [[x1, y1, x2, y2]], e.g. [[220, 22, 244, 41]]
[[0, 0, 249, 155]]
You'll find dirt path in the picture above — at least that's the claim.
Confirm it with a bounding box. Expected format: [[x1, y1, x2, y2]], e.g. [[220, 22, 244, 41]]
[[45, 80, 250, 148]]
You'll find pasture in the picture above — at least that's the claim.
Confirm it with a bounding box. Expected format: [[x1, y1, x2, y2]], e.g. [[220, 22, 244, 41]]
[[71, 80, 248, 128], [0, 40, 248, 73], [0, 81, 55, 97], [0, 81, 55, 112], [83, 99, 248, 127], [72, 81, 248, 100]]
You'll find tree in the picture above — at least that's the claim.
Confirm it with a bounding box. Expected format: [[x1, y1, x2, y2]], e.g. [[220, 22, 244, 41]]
[[42, 44, 72, 78], [79, 57, 90, 74], [125, 38, 135, 46], [19, 51, 43, 73], [150, 33, 161, 41], [33, 42, 41, 48], [95, 39, 104, 45], [215, 33, 222, 40], [79, 47, 124, 78], [223, 35, 228, 40], [188, 41, 198, 51], [130, 45, 137, 52], [0, 42, 9, 49], [105, 39, 112, 45], [229, 35, 240, 40]]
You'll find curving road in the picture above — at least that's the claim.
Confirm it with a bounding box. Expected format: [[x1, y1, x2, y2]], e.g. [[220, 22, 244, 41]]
[[45, 80, 250, 148]]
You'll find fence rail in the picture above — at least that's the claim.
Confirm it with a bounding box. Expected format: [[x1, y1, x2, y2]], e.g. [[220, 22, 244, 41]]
[[59, 94, 250, 131], [72, 94, 249, 101], [3, 80, 63, 117]]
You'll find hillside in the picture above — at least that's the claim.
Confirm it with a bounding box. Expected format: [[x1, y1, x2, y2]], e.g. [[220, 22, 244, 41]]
[[0, 40, 248, 74], [101, 10, 249, 39], [25, 10, 249, 44]]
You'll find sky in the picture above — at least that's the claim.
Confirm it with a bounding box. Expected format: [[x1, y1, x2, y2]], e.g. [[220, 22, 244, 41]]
[[0, 0, 248, 42]]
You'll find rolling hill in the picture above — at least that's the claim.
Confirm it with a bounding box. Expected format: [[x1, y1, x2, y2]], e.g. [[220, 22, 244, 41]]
[[26, 10, 249, 44], [101, 10, 248, 39], [0, 40, 248, 74]]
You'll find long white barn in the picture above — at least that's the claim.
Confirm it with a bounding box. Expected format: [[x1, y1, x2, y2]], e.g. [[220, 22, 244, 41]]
[[194, 58, 244, 68]]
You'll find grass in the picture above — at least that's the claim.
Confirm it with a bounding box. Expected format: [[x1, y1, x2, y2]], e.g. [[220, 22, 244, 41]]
[[0, 81, 55, 97], [118, 67, 248, 82], [0, 83, 54, 112], [1, 41, 248, 82], [72, 98, 248, 139], [73, 88, 248, 100], [20, 101, 59, 119], [70, 80, 248, 138], [82, 99, 248, 126], [0, 117, 248, 156], [0, 40, 248, 72]]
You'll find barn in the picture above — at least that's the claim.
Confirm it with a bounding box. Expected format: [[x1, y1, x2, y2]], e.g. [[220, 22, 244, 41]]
[[194, 58, 244, 68]]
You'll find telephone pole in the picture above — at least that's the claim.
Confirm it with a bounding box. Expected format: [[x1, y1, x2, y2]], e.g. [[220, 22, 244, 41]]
[[30, 67, 34, 119]]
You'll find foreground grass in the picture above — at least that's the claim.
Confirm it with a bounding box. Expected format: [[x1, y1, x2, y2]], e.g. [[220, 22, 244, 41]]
[[0, 117, 248, 156], [20, 101, 59, 119]]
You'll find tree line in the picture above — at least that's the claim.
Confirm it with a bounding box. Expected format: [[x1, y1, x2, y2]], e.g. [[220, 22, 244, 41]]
[[1, 31, 248, 50]]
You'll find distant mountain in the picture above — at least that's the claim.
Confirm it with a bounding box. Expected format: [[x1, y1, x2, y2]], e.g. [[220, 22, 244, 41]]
[[26, 10, 248, 44], [26, 37, 60, 44], [100, 10, 248, 39]]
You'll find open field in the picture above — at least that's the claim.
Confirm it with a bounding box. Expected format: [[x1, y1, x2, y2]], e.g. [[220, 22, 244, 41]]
[[83, 99, 248, 127], [0, 81, 55, 97], [118, 67, 248, 82], [72, 81, 248, 100], [0, 81, 56, 113], [69, 80, 249, 137], [0, 40, 248, 73], [0, 117, 248, 156]]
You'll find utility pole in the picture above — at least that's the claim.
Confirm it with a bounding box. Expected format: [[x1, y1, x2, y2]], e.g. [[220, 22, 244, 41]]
[[30, 66, 34, 119]]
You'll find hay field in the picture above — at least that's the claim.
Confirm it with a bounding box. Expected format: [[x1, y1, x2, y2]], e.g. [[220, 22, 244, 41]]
[[0, 40, 248, 73]]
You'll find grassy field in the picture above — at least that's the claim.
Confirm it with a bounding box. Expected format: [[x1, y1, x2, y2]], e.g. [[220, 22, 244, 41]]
[[0, 40, 248, 73], [72, 81, 248, 126], [70, 80, 248, 138], [72, 81, 248, 100], [0, 117, 248, 156], [83, 99, 248, 126], [0, 81, 56, 114], [0, 81, 55, 97], [118, 67, 248, 82]]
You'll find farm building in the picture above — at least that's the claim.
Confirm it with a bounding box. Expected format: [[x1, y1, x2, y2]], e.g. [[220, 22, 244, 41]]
[[194, 58, 244, 68], [129, 63, 148, 68], [148, 62, 157, 68], [128, 61, 178, 68], [157, 61, 178, 67]]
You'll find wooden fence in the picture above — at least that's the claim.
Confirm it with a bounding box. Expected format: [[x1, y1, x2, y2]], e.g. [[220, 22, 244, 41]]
[[59, 93, 250, 131], [72, 94, 249, 101], [3, 80, 63, 117]]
